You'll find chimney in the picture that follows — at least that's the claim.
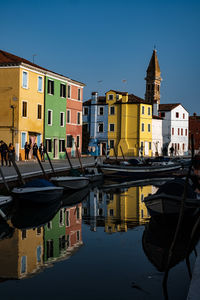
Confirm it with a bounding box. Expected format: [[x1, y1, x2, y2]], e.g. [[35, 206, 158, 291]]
[[91, 92, 98, 103]]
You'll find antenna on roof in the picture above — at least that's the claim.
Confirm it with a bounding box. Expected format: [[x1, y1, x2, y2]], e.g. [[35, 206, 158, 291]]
[[32, 54, 37, 63]]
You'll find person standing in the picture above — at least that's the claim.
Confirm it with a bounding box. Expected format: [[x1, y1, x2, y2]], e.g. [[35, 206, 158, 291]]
[[0, 140, 8, 166], [8, 143, 15, 166], [33, 143, 38, 160], [24, 142, 30, 161], [39, 143, 46, 162]]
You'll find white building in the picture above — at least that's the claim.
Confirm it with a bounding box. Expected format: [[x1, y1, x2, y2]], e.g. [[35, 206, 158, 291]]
[[152, 115, 163, 156], [158, 103, 189, 156]]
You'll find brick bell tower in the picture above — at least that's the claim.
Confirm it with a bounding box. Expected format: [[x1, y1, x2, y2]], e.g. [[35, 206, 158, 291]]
[[145, 49, 162, 108]]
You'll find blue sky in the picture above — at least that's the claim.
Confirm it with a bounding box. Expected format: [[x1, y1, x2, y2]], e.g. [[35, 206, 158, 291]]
[[1, 0, 200, 114]]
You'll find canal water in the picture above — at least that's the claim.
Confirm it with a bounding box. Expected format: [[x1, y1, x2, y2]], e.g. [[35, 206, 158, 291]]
[[0, 180, 198, 300]]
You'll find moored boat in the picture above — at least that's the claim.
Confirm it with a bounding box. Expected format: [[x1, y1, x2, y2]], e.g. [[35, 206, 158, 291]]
[[84, 167, 103, 182], [50, 176, 90, 190]]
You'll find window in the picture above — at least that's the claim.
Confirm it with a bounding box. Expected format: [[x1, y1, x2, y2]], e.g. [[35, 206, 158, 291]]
[[67, 110, 71, 123], [147, 84, 150, 91], [185, 129, 187, 136], [108, 94, 114, 100], [183, 113, 185, 119], [46, 240, 54, 259], [22, 230, 26, 240], [60, 112, 64, 127], [98, 123, 104, 133], [47, 110, 52, 125], [181, 128, 183, 136], [98, 106, 104, 115], [178, 143, 180, 150], [37, 104, 42, 119], [176, 112, 179, 118], [178, 128, 180, 135], [78, 88, 81, 100], [37, 227, 41, 235], [47, 80, 54, 95], [141, 123, 144, 132], [109, 124, 115, 132], [67, 135, 73, 148], [59, 236, 66, 252], [148, 124, 151, 132], [83, 107, 88, 115], [59, 139, 65, 152], [76, 136, 80, 148], [141, 210, 144, 218], [38, 76, 43, 92], [148, 107, 151, 115], [110, 140, 114, 149], [66, 210, 70, 226], [66, 234, 70, 247], [149, 142, 151, 150], [77, 231, 80, 241], [22, 71, 28, 88], [21, 132, 27, 149], [22, 101, 27, 117], [172, 127, 174, 135], [21, 256, 27, 274], [59, 209, 64, 226], [110, 106, 115, 115], [161, 112, 165, 118], [46, 139, 52, 152], [77, 112, 81, 125], [77, 207, 80, 219], [109, 209, 114, 216], [142, 106, 145, 114], [37, 246, 42, 263], [68, 85, 71, 98], [183, 143, 185, 150], [60, 84, 66, 98]]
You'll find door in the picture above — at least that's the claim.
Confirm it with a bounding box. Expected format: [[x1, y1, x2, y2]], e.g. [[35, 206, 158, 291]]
[[53, 139, 58, 159], [145, 141, 149, 156], [101, 143, 106, 156], [29, 135, 36, 159]]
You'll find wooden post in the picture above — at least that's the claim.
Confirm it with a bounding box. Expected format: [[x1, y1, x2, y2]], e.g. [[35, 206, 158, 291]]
[[65, 149, 73, 169], [45, 151, 57, 177], [35, 153, 47, 178]]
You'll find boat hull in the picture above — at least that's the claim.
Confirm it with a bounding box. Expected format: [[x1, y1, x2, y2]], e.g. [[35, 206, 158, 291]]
[[99, 163, 181, 180], [50, 176, 90, 190]]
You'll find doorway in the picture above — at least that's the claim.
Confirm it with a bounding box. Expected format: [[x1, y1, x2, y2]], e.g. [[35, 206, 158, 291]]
[[53, 139, 58, 159], [145, 141, 149, 156]]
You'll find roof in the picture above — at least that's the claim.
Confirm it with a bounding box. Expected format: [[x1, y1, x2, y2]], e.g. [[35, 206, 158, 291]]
[[115, 93, 151, 105], [107, 90, 128, 96], [153, 115, 163, 120], [146, 49, 161, 78], [159, 103, 181, 111], [83, 96, 106, 106], [0, 50, 85, 86]]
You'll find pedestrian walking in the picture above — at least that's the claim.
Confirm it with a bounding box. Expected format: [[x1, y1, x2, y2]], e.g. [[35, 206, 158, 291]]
[[8, 143, 15, 166], [33, 143, 38, 160], [24, 142, 30, 161], [39, 143, 46, 162], [0, 140, 8, 166]]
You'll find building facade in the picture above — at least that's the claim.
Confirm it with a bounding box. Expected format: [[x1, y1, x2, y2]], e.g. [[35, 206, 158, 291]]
[[189, 113, 200, 153], [152, 115, 163, 156]]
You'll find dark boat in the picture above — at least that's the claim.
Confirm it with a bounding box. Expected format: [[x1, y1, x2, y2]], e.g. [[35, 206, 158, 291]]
[[61, 187, 89, 208], [143, 178, 200, 216], [99, 161, 182, 180], [11, 179, 64, 203]]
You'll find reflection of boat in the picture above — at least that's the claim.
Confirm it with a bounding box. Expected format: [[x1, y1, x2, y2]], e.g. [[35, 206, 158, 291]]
[[0, 219, 14, 240], [11, 200, 61, 229], [142, 215, 200, 272], [12, 179, 64, 203], [99, 162, 182, 180], [0, 196, 12, 206], [143, 178, 200, 216], [84, 167, 104, 182], [50, 176, 90, 190], [61, 187, 89, 208]]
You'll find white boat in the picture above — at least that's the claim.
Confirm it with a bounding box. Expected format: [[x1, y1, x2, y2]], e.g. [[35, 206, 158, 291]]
[[12, 179, 64, 203], [50, 176, 90, 190], [0, 195, 12, 206]]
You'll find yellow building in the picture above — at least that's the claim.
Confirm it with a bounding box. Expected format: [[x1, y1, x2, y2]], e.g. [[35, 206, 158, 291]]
[[106, 90, 152, 157], [0, 50, 45, 160], [105, 185, 151, 233], [0, 224, 44, 279]]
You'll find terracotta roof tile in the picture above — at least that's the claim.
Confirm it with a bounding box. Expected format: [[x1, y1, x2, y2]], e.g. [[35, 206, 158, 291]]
[[159, 103, 180, 111]]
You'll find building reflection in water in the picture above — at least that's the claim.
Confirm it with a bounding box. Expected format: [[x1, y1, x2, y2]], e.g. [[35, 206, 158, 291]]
[[0, 203, 83, 280], [82, 184, 157, 233]]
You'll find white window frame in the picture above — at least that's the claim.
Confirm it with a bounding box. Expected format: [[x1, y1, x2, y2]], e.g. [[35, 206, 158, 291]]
[[60, 83, 66, 98], [47, 79, 54, 95], [38, 76, 43, 92], [66, 134, 72, 148], [98, 106, 104, 116], [46, 138, 52, 152], [68, 85, 71, 98], [67, 109, 71, 124], [22, 70, 28, 89], [98, 123, 104, 133], [21, 131, 27, 149], [37, 104, 42, 120], [59, 139, 65, 152], [108, 94, 114, 100], [47, 109, 53, 126], [60, 112, 65, 127], [22, 101, 28, 118], [109, 123, 115, 132]]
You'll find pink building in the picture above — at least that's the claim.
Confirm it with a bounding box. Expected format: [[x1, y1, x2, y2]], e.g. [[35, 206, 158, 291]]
[[65, 204, 82, 249], [66, 80, 85, 157]]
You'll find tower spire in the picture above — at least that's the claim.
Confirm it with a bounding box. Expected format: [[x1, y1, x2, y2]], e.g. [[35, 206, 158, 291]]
[[145, 49, 162, 107]]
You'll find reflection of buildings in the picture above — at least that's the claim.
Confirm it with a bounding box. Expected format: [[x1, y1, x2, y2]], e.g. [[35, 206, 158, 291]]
[[44, 204, 83, 265], [82, 185, 153, 233], [0, 222, 43, 279]]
